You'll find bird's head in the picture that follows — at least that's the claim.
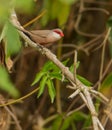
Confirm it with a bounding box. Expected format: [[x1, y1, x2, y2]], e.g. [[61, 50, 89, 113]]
[[46, 28, 64, 43], [53, 29, 64, 37]]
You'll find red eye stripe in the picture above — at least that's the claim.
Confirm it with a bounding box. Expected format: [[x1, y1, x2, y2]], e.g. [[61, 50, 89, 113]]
[[53, 30, 64, 37]]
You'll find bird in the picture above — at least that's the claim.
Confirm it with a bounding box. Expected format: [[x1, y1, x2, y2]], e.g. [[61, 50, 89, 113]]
[[19, 28, 64, 45]]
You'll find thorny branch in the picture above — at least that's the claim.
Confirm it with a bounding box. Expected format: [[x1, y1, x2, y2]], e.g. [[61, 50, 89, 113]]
[[9, 10, 109, 130]]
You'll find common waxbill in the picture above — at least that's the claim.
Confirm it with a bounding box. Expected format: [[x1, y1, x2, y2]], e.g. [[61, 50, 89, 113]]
[[19, 28, 64, 45]]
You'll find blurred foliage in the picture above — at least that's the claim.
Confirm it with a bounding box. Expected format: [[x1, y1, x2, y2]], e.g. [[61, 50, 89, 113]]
[[0, 0, 10, 24], [14, 0, 35, 13], [107, 16, 112, 27], [0, 66, 19, 98], [77, 75, 92, 86], [41, 0, 77, 27], [100, 73, 112, 97], [0, 0, 34, 97], [0, 0, 34, 25], [51, 111, 89, 130], [101, 72, 112, 89], [4, 21, 22, 57]]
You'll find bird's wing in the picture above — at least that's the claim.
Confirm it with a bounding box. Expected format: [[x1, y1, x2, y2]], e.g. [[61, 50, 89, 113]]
[[20, 29, 52, 44], [30, 30, 51, 38]]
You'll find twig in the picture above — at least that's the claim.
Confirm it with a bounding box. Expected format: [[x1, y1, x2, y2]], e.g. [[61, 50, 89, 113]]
[[23, 10, 47, 28], [67, 104, 85, 116], [56, 78, 62, 113], [68, 89, 80, 99], [83, 7, 109, 15], [90, 89, 109, 103], [73, 50, 77, 83], [74, 0, 109, 38], [0, 86, 39, 107], [75, 0, 84, 29], [3, 106, 22, 130], [43, 114, 58, 126], [101, 98, 112, 128], [84, 0, 112, 6], [94, 59, 112, 89], [98, 28, 111, 90], [0, 95, 22, 130]]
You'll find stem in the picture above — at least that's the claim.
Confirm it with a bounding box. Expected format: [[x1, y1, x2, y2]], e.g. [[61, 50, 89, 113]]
[[98, 28, 111, 90]]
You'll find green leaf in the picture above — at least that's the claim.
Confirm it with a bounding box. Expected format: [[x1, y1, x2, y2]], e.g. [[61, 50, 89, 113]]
[[70, 61, 80, 73], [50, 1, 60, 20], [14, 0, 34, 13], [5, 21, 21, 57], [52, 115, 72, 130], [31, 71, 45, 86], [42, 61, 60, 74], [43, 59, 69, 72], [47, 79, 56, 103], [41, 0, 75, 27], [61, 117, 72, 130], [57, 3, 70, 26], [71, 111, 88, 121], [52, 115, 63, 130], [107, 16, 112, 27], [100, 73, 112, 89], [50, 73, 62, 80], [43, 61, 54, 71], [77, 75, 92, 86], [0, 67, 19, 98], [83, 115, 92, 128], [32, 59, 70, 90], [41, 0, 52, 26], [59, 112, 88, 130], [52, 111, 87, 130], [38, 75, 48, 97], [62, 58, 69, 65], [0, 0, 10, 24], [41, 12, 49, 27]]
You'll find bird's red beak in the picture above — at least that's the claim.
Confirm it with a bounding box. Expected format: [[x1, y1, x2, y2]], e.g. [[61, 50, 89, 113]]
[[53, 29, 64, 37], [60, 32, 64, 37]]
